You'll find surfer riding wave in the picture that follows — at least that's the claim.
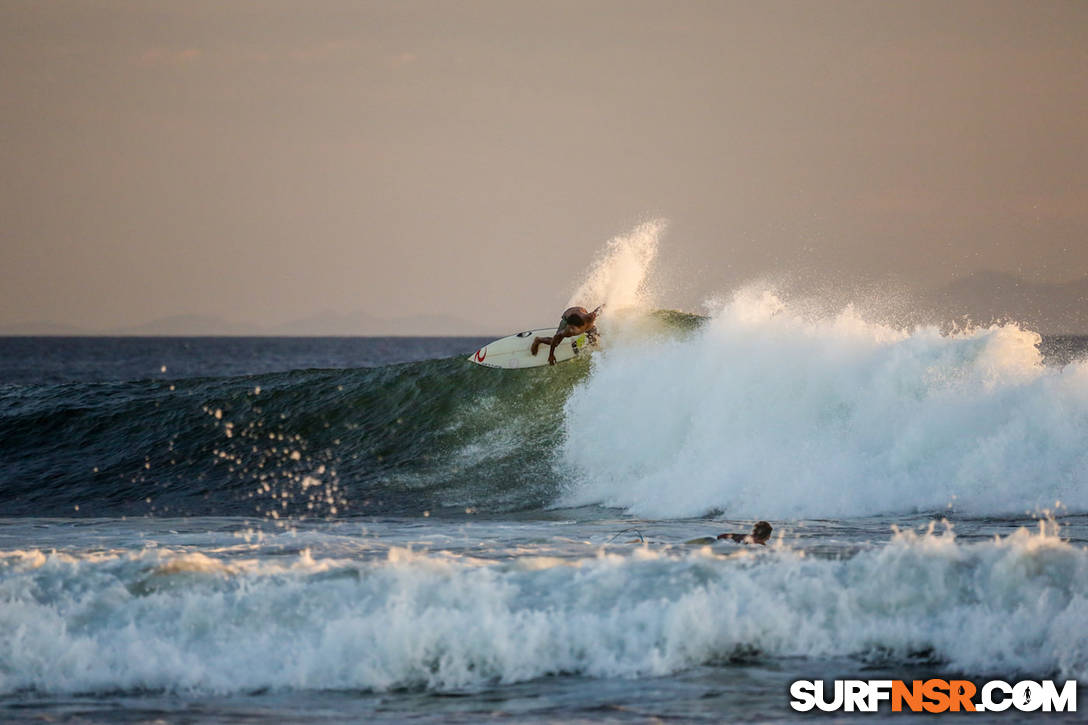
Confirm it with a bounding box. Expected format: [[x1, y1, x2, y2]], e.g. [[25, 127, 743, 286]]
[[531, 305, 602, 365]]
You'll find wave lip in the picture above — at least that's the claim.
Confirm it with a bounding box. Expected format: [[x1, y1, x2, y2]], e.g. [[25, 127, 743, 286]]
[[561, 289, 1088, 519], [0, 525, 1085, 695]]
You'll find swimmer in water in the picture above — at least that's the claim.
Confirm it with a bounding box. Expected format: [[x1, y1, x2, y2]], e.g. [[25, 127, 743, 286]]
[[718, 520, 773, 545], [685, 521, 773, 546]]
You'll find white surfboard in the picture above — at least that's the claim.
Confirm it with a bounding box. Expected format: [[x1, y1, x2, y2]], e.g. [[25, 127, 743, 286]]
[[468, 328, 595, 369]]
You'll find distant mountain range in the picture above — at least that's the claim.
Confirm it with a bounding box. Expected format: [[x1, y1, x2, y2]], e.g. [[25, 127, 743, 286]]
[[0, 322, 88, 336], [0, 310, 501, 337]]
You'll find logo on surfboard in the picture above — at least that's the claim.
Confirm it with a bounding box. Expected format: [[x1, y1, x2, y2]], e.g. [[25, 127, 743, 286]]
[[474, 347, 487, 362]]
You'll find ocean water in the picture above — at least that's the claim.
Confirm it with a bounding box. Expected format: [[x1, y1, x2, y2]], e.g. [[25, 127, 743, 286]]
[[2, 305, 1087, 723]]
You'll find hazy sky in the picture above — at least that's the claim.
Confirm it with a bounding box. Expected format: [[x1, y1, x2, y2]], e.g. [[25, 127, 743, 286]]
[[2, 0, 1086, 332]]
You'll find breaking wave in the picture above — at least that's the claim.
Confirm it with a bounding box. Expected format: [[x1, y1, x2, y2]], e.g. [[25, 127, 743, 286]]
[[1, 524, 1084, 695], [561, 288, 1088, 518]]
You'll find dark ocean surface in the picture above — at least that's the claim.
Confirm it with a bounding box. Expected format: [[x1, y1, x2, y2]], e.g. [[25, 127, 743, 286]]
[[1, 325, 1087, 722]]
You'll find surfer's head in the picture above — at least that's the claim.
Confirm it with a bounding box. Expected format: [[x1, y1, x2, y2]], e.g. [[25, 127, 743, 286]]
[[561, 307, 589, 327], [751, 521, 772, 542], [561, 305, 602, 330]]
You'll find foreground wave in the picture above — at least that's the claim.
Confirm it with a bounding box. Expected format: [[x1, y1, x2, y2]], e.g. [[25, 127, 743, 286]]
[[1, 524, 1084, 695]]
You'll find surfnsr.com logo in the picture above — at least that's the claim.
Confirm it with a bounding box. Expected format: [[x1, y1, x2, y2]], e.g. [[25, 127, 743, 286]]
[[789, 679, 1077, 713]]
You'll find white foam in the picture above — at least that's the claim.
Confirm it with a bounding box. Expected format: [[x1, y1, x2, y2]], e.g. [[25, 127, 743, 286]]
[[561, 287, 1088, 518], [0, 526, 1085, 695]]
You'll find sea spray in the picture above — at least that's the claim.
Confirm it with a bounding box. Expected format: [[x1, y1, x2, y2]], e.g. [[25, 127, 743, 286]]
[[567, 220, 663, 317], [561, 286, 1088, 518]]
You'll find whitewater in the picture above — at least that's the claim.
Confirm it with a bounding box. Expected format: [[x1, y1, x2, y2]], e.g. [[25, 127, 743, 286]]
[[563, 289, 1088, 519], [2, 222, 1087, 722]]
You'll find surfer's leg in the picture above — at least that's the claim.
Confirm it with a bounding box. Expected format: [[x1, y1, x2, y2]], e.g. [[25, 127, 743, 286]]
[[531, 336, 553, 355]]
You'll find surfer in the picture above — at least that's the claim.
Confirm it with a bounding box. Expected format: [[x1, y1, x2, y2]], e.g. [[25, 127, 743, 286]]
[[719, 521, 773, 545], [684, 521, 773, 546], [530, 305, 602, 365]]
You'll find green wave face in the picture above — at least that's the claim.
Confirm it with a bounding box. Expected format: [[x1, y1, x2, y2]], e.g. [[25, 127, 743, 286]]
[[0, 344, 603, 519]]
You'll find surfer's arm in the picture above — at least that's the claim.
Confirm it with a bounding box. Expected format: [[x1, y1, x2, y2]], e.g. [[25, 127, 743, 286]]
[[547, 334, 564, 365], [584, 305, 603, 344], [545, 321, 573, 365], [530, 335, 553, 357]]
